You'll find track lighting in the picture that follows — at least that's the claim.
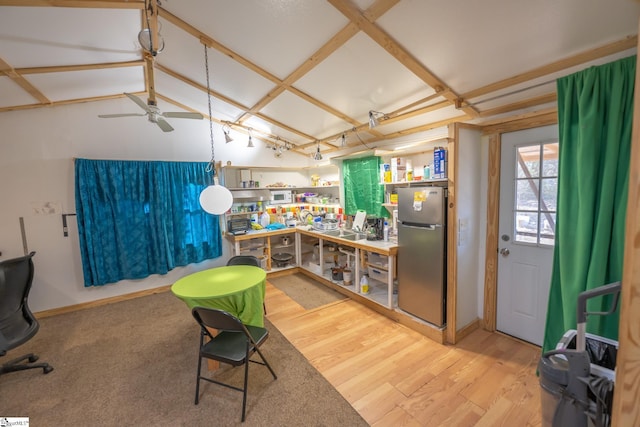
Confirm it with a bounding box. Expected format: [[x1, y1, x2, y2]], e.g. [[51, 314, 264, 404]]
[[313, 141, 323, 161], [247, 128, 254, 148], [223, 124, 233, 143], [368, 110, 388, 129]]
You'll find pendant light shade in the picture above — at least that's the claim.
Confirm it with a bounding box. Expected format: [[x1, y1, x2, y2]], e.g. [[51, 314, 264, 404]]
[[199, 184, 233, 215], [313, 141, 323, 161]]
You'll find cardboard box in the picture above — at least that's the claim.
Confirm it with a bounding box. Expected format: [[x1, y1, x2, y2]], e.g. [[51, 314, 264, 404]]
[[434, 148, 447, 178]]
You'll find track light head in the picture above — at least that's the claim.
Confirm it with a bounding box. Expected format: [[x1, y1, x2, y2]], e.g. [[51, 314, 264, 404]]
[[313, 141, 322, 161]]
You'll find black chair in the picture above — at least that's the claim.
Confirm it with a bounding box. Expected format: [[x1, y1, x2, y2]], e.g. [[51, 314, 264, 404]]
[[226, 255, 266, 314], [0, 252, 53, 376], [226, 255, 261, 268], [192, 307, 277, 422]]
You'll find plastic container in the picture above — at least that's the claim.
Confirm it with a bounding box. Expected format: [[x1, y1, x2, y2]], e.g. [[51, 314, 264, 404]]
[[367, 266, 387, 282], [260, 212, 270, 227], [423, 165, 430, 180], [360, 274, 369, 294], [383, 221, 389, 241]]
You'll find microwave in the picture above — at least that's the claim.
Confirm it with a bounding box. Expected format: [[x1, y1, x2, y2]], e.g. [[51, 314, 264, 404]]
[[270, 189, 293, 204]]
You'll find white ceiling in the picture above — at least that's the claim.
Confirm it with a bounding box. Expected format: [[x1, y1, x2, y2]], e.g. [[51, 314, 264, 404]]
[[0, 0, 639, 158]]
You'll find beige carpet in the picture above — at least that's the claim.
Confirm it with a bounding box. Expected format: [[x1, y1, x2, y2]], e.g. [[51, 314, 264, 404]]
[[0, 291, 367, 427], [268, 273, 346, 310]]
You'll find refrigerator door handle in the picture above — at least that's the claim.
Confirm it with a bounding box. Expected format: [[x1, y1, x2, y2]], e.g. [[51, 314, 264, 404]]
[[401, 224, 440, 230]]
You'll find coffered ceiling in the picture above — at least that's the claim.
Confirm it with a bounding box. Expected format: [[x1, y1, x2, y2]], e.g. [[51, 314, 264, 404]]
[[0, 0, 638, 158]]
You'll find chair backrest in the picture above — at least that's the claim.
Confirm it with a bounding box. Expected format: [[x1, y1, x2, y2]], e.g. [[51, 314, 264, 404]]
[[192, 307, 246, 335], [0, 252, 38, 351], [226, 255, 260, 268]]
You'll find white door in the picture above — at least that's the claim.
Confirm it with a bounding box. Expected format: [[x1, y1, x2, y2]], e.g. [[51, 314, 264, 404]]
[[497, 126, 558, 346]]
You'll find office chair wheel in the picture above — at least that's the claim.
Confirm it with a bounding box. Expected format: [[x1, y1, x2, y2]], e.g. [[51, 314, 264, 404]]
[[28, 355, 39, 363], [43, 366, 54, 374]]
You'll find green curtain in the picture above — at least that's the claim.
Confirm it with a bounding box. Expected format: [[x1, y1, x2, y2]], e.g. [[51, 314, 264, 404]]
[[342, 156, 387, 217], [542, 55, 635, 353]]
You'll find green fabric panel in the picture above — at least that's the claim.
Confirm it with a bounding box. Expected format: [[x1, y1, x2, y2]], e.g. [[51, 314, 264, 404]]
[[543, 55, 635, 353], [342, 156, 387, 217]]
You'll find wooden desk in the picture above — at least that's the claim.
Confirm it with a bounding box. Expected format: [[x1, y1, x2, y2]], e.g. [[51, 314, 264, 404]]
[[171, 265, 266, 327]]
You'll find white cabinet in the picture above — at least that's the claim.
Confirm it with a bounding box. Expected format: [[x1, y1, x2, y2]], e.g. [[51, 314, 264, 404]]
[[360, 249, 396, 308], [226, 229, 298, 272], [297, 230, 397, 309]]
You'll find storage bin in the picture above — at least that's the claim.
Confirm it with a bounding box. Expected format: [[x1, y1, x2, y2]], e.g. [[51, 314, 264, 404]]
[[367, 266, 387, 282], [368, 253, 388, 268]]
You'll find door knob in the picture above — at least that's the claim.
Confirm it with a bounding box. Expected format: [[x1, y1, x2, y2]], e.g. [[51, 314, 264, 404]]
[[499, 248, 510, 257]]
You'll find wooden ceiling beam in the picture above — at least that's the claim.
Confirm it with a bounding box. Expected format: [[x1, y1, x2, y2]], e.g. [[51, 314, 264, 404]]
[[0, 92, 132, 113], [478, 93, 557, 117], [328, 0, 479, 118], [16, 60, 144, 74], [154, 63, 249, 113], [0, 0, 143, 9], [481, 107, 558, 135], [0, 56, 50, 104], [244, 0, 399, 127], [463, 36, 637, 101]]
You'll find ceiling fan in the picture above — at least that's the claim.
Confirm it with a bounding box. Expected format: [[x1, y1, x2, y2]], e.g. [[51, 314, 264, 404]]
[[98, 93, 203, 132]]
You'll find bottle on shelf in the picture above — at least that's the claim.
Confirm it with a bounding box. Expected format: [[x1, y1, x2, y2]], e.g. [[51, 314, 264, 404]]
[[383, 221, 389, 241], [360, 273, 369, 294], [423, 164, 430, 180]]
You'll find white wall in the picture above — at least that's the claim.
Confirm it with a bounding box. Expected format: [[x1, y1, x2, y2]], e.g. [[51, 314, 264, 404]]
[[0, 98, 316, 313], [476, 135, 489, 319], [455, 127, 484, 328]]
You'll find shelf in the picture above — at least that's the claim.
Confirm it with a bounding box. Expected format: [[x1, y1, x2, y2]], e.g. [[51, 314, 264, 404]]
[[381, 178, 448, 186], [271, 244, 294, 250], [227, 211, 260, 216]]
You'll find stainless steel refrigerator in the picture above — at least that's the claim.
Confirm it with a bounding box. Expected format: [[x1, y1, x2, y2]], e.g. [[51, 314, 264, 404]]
[[397, 186, 446, 326]]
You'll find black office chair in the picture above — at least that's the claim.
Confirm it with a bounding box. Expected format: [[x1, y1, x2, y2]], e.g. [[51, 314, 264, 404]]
[[0, 252, 53, 376], [192, 307, 277, 422], [226, 255, 267, 314]]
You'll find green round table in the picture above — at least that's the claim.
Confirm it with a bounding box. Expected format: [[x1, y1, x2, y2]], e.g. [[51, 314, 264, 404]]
[[171, 265, 266, 327]]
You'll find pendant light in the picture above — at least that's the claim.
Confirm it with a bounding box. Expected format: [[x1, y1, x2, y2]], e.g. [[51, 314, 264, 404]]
[[313, 141, 323, 161], [223, 123, 233, 143], [247, 128, 255, 148], [199, 45, 233, 215]]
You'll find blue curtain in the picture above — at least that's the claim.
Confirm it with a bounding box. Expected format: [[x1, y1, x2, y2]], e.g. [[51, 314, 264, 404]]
[[75, 159, 222, 287], [542, 56, 635, 353]]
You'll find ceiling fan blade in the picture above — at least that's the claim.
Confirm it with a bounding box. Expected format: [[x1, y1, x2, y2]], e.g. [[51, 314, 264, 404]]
[[162, 112, 203, 120], [124, 93, 152, 113], [98, 113, 146, 118], [155, 117, 174, 132]]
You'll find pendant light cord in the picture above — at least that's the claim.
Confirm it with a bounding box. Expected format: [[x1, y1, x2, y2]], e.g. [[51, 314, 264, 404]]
[[204, 45, 215, 174]]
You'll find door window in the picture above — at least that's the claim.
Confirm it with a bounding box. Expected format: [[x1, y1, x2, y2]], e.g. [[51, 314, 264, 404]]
[[513, 142, 558, 246]]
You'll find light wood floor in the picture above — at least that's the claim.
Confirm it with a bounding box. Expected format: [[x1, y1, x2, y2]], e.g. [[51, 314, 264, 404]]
[[264, 280, 543, 427]]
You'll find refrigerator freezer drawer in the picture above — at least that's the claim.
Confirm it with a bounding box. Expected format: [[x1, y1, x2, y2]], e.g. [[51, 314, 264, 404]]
[[397, 224, 446, 326]]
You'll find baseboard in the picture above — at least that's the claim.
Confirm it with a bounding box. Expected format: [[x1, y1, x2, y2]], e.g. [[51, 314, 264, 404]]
[[455, 318, 480, 343], [35, 285, 173, 319]]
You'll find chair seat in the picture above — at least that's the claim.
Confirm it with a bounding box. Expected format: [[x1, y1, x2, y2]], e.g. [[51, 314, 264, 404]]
[[201, 326, 268, 365]]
